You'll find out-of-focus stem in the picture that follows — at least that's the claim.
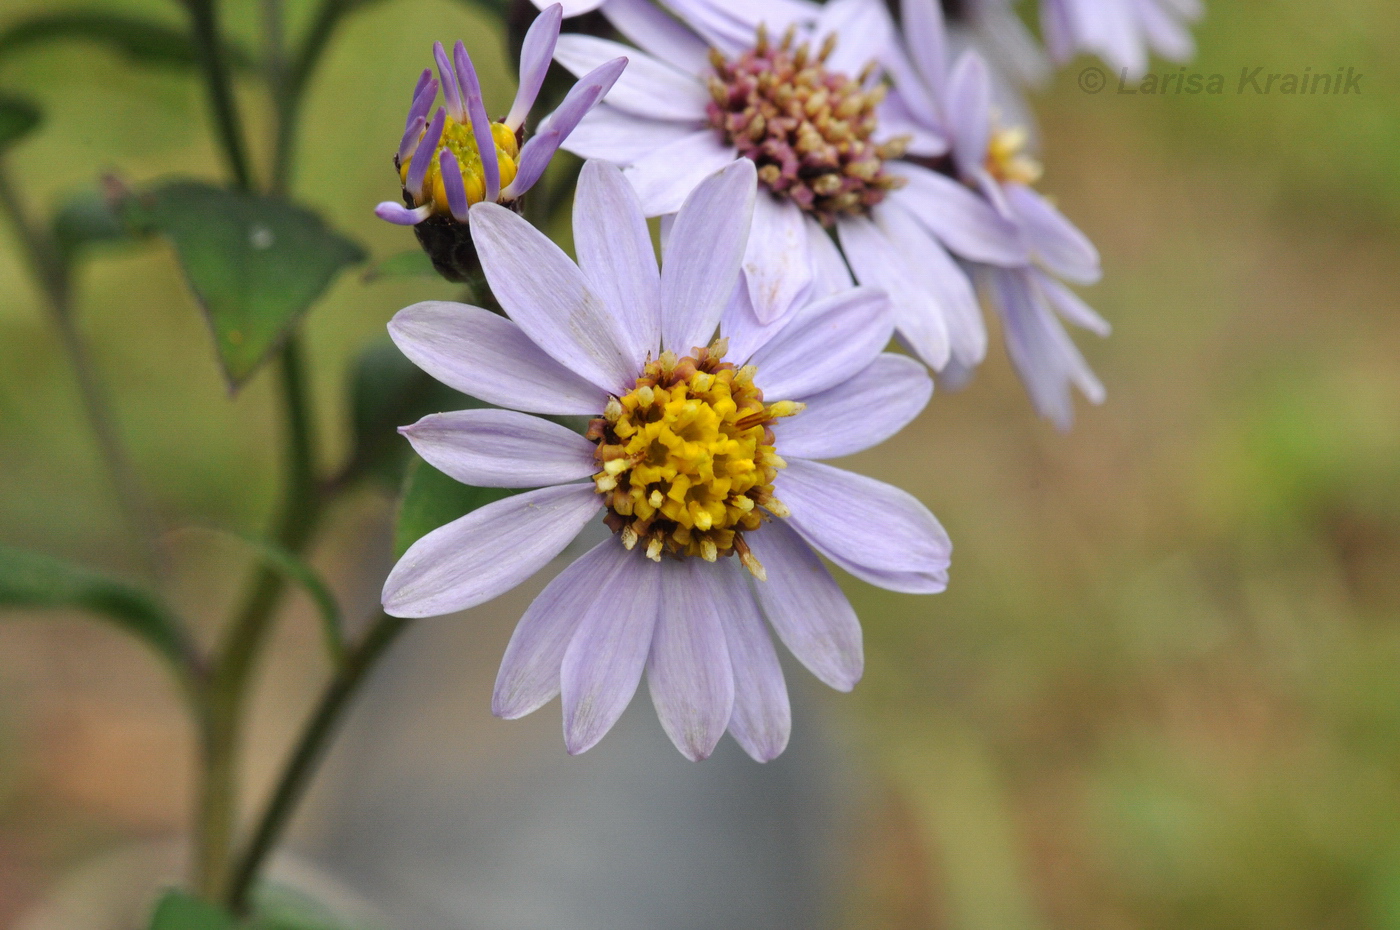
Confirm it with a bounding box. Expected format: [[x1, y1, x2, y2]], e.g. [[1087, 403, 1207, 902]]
[[270, 0, 355, 195], [184, 0, 254, 190]]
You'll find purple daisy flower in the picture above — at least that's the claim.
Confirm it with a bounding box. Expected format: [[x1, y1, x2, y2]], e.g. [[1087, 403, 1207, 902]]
[[882, 0, 1109, 429], [1041, 0, 1204, 79], [374, 4, 626, 230], [540, 0, 1019, 376], [381, 158, 950, 761]]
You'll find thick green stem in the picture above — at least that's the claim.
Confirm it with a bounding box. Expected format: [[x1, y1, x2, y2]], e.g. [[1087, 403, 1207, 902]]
[[184, 0, 255, 190], [225, 611, 411, 913]]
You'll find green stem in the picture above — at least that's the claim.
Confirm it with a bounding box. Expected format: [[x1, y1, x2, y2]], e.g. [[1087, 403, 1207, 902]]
[[225, 610, 412, 914], [0, 156, 164, 578], [194, 338, 323, 900], [270, 0, 354, 195], [184, 0, 254, 190]]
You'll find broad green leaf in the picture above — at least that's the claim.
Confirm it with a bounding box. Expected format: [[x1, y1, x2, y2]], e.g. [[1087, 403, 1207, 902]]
[[348, 339, 475, 489], [394, 456, 515, 558], [247, 882, 373, 930], [0, 94, 40, 147], [359, 249, 437, 283], [53, 189, 129, 260], [139, 182, 366, 388], [0, 12, 251, 71], [148, 890, 234, 930], [0, 544, 188, 668]]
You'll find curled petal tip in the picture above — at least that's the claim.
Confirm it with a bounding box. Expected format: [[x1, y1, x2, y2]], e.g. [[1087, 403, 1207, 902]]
[[374, 201, 432, 225]]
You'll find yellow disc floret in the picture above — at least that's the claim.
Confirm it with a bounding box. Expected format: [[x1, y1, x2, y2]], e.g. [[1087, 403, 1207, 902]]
[[400, 115, 520, 214], [985, 125, 1042, 186], [587, 340, 804, 579]]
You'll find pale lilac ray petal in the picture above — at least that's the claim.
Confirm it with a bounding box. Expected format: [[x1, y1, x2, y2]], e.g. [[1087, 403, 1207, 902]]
[[711, 559, 789, 762], [375, 202, 432, 225], [947, 51, 992, 179], [1040, 0, 1075, 62], [410, 67, 432, 107], [404, 107, 446, 196], [719, 281, 794, 364], [406, 75, 438, 130], [743, 194, 813, 323], [454, 42, 500, 203], [647, 559, 735, 761], [507, 60, 626, 198], [880, 43, 941, 128], [400, 408, 598, 488], [804, 217, 853, 299], [398, 115, 426, 163], [666, 0, 818, 57], [561, 104, 701, 163], [1004, 184, 1101, 284], [777, 458, 951, 579], [438, 150, 470, 222], [535, 0, 605, 14], [388, 301, 610, 414], [492, 537, 620, 719], [1035, 269, 1110, 336], [901, 0, 947, 99], [745, 519, 863, 691], [660, 158, 756, 353], [623, 131, 740, 216], [887, 161, 1027, 266], [825, 560, 948, 594], [601, 0, 710, 74], [875, 201, 987, 368], [470, 202, 637, 393], [748, 286, 894, 398], [815, 0, 892, 78], [554, 34, 707, 121], [561, 543, 662, 754], [574, 160, 661, 366], [382, 484, 603, 618], [507, 3, 563, 131], [776, 354, 932, 459], [1136, 0, 1194, 61], [877, 92, 947, 157], [837, 215, 950, 370], [433, 42, 464, 121]]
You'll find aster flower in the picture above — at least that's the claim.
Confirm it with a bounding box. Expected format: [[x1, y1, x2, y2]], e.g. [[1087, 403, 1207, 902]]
[[1041, 0, 1204, 79], [374, 4, 626, 280], [382, 158, 950, 761], [545, 0, 1017, 375], [881, 0, 1108, 429]]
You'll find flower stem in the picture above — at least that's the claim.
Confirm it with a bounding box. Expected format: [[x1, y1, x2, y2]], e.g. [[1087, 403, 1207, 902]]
[[270, 0, 356, 196], [184, 0, 255, 191], [224, 610, 412, 914]]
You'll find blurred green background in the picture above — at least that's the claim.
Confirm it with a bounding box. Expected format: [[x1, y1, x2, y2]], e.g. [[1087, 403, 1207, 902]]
[[1, 0, 1398, 926]]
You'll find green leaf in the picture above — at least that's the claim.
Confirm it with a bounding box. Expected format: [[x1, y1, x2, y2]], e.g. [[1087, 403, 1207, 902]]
[[148, 890, 235, 930], [348, 339, 475, 489], [246, 882, 371, 930], [0, 544, 188, 669], [0, 93, 41, 148], [0, 12, 251, 71], [139, 182, 366, 389], [53, 189, 129, 260], [359, 249, 438, 283], [394, 456, 516, 558]]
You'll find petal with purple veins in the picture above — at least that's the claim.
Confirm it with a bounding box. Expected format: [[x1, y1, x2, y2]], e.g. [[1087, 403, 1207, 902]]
[[748, 286, 894, 399], [776, 354, 932, 459], [400, 408, 599, 488], [647, 559, 735, 761], [621, 131, 740, 216], [507, 3, 564, 131], [554, 34, 707, 121]]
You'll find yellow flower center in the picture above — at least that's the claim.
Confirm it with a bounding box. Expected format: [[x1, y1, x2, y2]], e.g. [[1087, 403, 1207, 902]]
[[399, 114, 521, 213], [985, 125, 1042, 186], [587, 340, 804, 578]]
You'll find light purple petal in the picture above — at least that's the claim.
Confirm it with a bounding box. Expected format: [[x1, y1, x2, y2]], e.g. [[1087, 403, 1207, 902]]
[[901, 0, 947, 101], [804, 217, 854, 299], [561, 543, 661, 754], [532, 0, 604, 13], [877, 92, 947, 157], [505, 57, 627, 198], [398, 115, 427, 164], [660, 159, 756, 353], [622, 131, 740, 216], [438, 150, 470, 221], [574, 160, 661, 369], [647, 559, 735, 761], [946, 51, 992, 179], [469, 202, 638, 394], [719, 281, 794, 364], [665, 0, 819, 57], [1004, 184, 1101, 284], [375, 202, 432, 226], [745, 519, 863, 691], [777, 458, 951, 584], [601, 0, 710, 74], [382, 484, 603, 618], [837, 215, 951, 369], [400, 408, 598, 488], [748, 286, 894, 398], [880, 42, 941, 129], [554, 35, 706, 121], [711, 560, 790, 762], [815, 0, 893, 78], [887, 162, 1027, 266], [561, 104, 702, 163], [776, 354, 932, 459], [433, 42, 465, 121], [454, 42, 499, 203], [1136, 0, 1195, 61], [507, 3, 563, 131], [409, 68, 432, 110], [407, 75, 438, 132], [1035, 269, 1110, 336], [742, 194, 813, 324], [405, 107, 446, 197], [493, 536, 624, 720], [388, 301, 610, 414]]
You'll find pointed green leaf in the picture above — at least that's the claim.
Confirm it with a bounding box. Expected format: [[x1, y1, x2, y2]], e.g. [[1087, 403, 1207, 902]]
[[148, 890, 235, 930], [140, 182, 366, 388], [0, 544, 190, 668], [0, 94, 41, 148], [393, 456, 516, 558], [0, 12, 251, 71]]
